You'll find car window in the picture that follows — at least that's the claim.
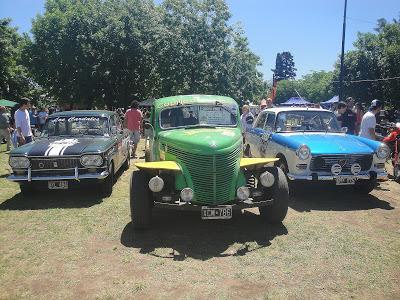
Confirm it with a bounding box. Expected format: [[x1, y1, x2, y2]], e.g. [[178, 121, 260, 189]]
[[264, 113, 275, 131], [254, 112, 267, 129], [275, 111, 340, 132], [42, 116, 109, 137]]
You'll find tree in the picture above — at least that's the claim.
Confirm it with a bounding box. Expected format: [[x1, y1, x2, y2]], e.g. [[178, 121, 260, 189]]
[[272, 51, 297, 81]]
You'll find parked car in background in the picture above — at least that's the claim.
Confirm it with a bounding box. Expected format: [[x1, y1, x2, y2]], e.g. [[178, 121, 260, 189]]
[[245, 107, 389, 193], [130, 95, 289, 229], [8, 110, 130, 196]]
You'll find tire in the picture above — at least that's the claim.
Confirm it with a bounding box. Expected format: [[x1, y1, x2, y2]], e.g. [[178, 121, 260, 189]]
[[394, 165, 400, 181], [259, 167, 289, 223], [20, 183, 35, 196], [352, 179, 377, 194], [130, 170, 153, 229], [122, 147, 130, 171], [101, 162, 114, 197]]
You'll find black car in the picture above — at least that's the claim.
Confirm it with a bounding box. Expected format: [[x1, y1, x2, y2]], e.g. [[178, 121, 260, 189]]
[[8, 110, 130, 196]]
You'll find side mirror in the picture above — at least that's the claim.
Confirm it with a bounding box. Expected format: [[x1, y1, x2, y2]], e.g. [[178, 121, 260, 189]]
[[144, 121, 152, 130], [341, 127, 348, 133], [245, 115, 254, 125]]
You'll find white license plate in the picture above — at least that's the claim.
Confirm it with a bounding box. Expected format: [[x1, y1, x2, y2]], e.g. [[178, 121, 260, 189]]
[[201, 205, 232, 220], [48, 181, 68, 190], [336, 176, 356, 185]]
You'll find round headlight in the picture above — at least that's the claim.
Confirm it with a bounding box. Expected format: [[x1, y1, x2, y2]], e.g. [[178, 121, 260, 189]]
[[376, 144, 390, 160], [180, 188, 194, 202], [296, 145, 311, 160], [237, 186, 250, 201], [260, 171, 275, 187], [9, 157, 30, 169], [80, 155, 103, 167], [148, 176, 164, 193]]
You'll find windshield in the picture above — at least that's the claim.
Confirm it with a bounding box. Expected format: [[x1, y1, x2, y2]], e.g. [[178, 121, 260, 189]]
[[42, 116, 109, 137], [275, 111, 340, 132], [160, 104, 238, 129]]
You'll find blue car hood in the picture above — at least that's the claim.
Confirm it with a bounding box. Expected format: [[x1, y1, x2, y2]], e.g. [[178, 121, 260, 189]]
[[272, 133, 376, 155]]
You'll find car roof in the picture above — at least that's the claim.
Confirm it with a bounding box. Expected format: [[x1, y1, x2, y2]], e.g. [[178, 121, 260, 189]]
[[262, 107, 332, 114], [154, 95, 237, 110], [49, 110, 115, 118]]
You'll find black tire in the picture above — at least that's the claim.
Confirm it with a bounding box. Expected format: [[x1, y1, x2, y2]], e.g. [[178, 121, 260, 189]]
[[259, 167, 289, 223], [101, 162, 114, 197], [122, 147, 130, 171], [352, 179, 377, 194], [130, 170, 153, 229], [20, 183, 35, 196]]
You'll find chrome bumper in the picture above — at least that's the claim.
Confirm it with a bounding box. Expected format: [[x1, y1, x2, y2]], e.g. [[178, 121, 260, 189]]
[[8, 167, 109, 182], [287, 171, 387, 181]]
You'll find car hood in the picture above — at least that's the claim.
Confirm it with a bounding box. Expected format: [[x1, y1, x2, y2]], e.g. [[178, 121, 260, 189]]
[[11, 137, 115, 156], [272, 132, 377, 155], [158, 127, 242, 154]]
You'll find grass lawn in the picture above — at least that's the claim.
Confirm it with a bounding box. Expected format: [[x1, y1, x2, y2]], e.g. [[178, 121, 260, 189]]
[[0, 141, 399, 299]]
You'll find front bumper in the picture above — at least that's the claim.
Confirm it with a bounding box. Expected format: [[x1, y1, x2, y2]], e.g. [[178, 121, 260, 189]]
[[8, 167, 109, 182], [287, 171, 387, 181]]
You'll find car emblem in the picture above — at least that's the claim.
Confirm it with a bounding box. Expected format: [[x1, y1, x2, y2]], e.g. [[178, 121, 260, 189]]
[[53, 161, 58, 168], [39, 162, 44, 169], [209, 141, 217, 148], [338, 159, 347, 167]]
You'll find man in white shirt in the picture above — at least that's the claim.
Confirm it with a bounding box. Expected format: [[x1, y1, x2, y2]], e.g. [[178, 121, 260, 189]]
[[14, 98, 33, 145], [38, 107, 48, 131], [359, 99, 382, 140]]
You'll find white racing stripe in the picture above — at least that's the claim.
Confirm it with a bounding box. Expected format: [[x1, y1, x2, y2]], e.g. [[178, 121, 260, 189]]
[[45, 139, 80, 156]]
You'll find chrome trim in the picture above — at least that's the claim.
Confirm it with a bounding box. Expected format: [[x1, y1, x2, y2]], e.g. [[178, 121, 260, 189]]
[[287, 172, 387, 181], [8, 170, 110, 182], [28, 168, 31, 182], [74, 166, 79, 180]]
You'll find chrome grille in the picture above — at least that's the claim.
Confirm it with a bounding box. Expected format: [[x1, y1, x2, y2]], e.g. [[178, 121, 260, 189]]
[[166, 145, 241, 205], [310, 154, 373, 173], [30, 157, 80, 170]]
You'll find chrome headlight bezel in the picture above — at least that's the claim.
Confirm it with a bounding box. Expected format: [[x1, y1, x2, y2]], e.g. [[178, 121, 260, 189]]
[[296, 145, 311, 160], [376, 144, 390, 160], [9, 156, 31, 169], [80, 154, 103, 167]]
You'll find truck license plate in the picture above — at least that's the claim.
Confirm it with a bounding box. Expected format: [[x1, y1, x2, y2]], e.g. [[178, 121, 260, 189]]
[[335, 176, 356, 185], [48, 181, 68, 190], [201, 205, 232, 220]]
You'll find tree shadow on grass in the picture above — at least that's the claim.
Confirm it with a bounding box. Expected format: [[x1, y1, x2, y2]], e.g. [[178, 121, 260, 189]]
[[121, 209, 288, 261], [289, 184, 395, 213]]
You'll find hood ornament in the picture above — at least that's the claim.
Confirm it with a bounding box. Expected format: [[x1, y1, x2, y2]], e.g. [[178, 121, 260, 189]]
[[209, 141, 217, 148]]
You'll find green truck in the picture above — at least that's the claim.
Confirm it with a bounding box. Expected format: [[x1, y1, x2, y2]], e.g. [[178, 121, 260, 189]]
[[130, 95, 289, 228]]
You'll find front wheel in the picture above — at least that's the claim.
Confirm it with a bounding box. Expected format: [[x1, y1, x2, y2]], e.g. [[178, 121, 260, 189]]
[[352, 179, 377, 194], [259, 167, 289, 223], [122, 147, 131, 171], [130, 170, 153, 229], [20, 183, 35, 196]]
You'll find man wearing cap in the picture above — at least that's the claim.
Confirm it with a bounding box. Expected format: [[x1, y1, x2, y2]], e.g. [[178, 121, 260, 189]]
[[0, 106, 12, 151], [359, 100, 382, 140]]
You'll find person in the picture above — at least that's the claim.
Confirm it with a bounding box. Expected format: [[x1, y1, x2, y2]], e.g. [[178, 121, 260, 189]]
[[260, 99, 267, 111], [359, 99, 383, 140], [240, 105, 254, 142], [29, 106, 38, 135], [38, 107, 48, 132], [185, 110, 197, 126], [354, 102, 364, 135], [383, 123, 400, 154], [124, 100, 142, 158], [336, 101, 356, 134], [0, 106, 12, 151], [14, 98, 33, 145]]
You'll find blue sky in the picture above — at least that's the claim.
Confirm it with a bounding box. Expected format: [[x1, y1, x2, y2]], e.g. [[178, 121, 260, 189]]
[[1, 0, 399, 79]]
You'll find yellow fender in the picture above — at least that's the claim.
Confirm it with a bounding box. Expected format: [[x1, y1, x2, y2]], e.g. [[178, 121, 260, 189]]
[[240, 157, 279, 169], [135, 161, 181, 172]]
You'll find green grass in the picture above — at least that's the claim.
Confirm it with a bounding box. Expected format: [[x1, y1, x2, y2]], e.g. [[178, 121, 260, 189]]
[[0, 142, 399, 299]]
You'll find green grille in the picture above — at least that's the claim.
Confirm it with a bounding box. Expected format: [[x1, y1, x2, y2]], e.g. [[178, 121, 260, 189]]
[[166, 145, 241, 205]]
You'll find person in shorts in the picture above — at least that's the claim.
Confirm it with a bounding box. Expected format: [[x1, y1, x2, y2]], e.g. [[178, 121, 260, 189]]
[[124, 100, 142, 158]]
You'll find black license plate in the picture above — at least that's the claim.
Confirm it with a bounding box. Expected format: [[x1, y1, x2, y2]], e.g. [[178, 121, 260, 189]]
[[201, 205, 232, 220]]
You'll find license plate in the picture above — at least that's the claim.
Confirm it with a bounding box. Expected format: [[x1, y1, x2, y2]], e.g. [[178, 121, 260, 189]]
[[336, 176, 356, 185], [48, 181, 68, 190], [201, 205, 232, 220]]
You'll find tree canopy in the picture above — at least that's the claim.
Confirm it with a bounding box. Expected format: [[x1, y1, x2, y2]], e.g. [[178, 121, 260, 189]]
[[272, 51, 297, 81]]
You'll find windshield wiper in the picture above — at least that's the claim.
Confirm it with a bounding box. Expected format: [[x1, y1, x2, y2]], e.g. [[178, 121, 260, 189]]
[[184, 124, 216, 129]]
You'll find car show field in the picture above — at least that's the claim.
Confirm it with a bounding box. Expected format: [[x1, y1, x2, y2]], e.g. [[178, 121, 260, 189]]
[[0, 141, 400, 299]]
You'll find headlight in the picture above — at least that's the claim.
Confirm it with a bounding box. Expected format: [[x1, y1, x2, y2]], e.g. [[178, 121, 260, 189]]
[[180, 188, 194, 202], [296, 145, 311, 160], [148, 176, 164, 192], [236, 186, 250, 201], [9, 157, 30, 169], [376, 144, 390, 159], [80, 155, 103, 167]]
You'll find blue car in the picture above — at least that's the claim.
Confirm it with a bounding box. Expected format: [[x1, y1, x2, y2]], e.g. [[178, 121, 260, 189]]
[[245, 107, 389, 193]]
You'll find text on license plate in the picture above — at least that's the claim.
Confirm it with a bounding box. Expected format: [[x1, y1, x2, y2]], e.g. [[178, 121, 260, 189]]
[[48, 181, 68, 190], [201, 206, 232, 220], [336, 176, 356, 185]]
